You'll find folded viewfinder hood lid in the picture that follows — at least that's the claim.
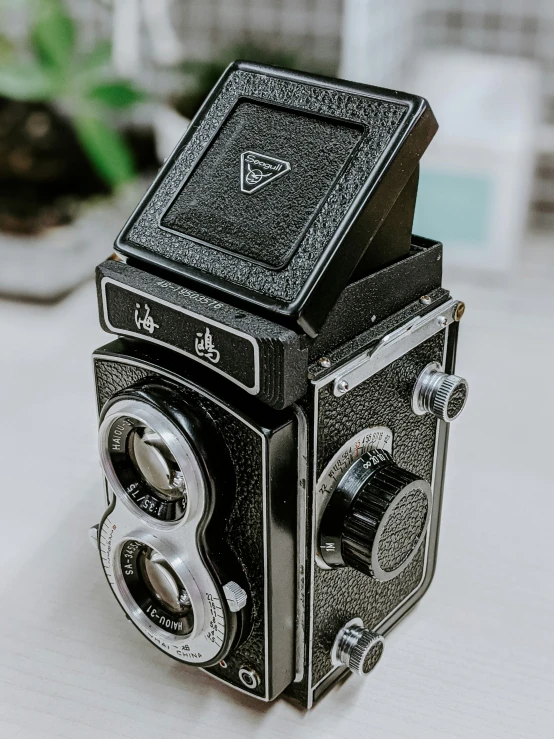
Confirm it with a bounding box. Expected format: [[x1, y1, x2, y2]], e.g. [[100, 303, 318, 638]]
[[116, 61, 437, 337]]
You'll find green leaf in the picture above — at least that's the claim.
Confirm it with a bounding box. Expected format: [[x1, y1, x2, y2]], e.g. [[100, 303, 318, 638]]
[[31, 0, 75, 71], [74, 115, 135, 189], [78, 41, 111, 74], [0, 63, 57, 100], [71, 42, 113, 90], [87, 82, 146, 109], [0, 35, 15, 62]]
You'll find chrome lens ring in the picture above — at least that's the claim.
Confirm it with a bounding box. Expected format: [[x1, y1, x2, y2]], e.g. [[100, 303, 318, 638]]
[[112, 533, 205, 644], [99, 397, 204, 528]]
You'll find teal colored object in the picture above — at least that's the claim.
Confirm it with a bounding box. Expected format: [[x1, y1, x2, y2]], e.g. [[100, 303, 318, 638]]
[[413, 169, 492, 249]]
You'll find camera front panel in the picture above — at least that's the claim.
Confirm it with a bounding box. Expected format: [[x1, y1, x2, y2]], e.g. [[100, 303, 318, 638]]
[[92, 341, 305, 701]]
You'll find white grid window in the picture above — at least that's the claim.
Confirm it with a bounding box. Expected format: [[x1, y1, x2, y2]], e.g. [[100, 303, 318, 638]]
[[421, 0, 554, 217]]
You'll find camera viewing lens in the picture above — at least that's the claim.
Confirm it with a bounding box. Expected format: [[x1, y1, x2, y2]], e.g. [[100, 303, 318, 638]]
[[128, 425, 186, 502], [102, 413, 192, 523], [121, 540, 194, 636]]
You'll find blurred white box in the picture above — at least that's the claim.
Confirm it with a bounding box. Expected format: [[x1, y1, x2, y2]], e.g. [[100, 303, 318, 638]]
[[340, 0, 422, 88], [410, 50, 541, 274]]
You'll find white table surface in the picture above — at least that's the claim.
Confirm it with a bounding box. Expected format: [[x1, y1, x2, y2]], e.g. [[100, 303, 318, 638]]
[[1, 241, 553, 739]]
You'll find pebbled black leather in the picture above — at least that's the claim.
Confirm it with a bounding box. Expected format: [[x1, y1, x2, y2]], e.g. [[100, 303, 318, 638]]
[[162, 100, 363, 269]]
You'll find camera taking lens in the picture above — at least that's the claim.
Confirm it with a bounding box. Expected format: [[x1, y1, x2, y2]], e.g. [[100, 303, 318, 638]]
[[120, 541, 194, 636]]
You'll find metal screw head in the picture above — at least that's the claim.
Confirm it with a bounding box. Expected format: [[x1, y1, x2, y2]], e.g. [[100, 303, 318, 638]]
[[437, 315, 448, 328], [420, 295, 432, 306], [454, 302, 466, 322], [318, 356, 331, 369], [238, 666, 260, 689], [336, 380, 349, 394]]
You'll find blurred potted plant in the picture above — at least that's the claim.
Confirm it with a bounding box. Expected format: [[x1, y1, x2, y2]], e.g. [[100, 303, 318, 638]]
[[0, 0, 154, 299], [154, 43, 299, 162]]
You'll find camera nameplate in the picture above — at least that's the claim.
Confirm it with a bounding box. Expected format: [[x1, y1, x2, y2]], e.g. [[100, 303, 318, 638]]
[[101, 277, 261, 394]]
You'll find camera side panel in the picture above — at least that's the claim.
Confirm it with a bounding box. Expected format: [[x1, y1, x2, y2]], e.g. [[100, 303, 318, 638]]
[[286, 328, 452, 708]]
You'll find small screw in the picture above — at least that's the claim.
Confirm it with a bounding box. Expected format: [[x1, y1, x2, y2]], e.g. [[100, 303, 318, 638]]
[[336, 380, 349, 394], [437, 316, 448, 328], [420, 295, 432, 306], [371, 315, 377, 323], [454, 302, 466, 322], [238, 666, 261, 689], [318, 356, 331, 369]]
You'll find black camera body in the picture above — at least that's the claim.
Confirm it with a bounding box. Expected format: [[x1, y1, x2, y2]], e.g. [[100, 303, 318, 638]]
[[90, 62, 468, 709]]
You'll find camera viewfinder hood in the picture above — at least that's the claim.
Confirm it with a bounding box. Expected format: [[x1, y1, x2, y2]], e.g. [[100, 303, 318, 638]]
[[115, 61, 437, 337]]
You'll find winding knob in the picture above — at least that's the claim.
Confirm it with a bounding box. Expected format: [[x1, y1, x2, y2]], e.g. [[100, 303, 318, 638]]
[[332, 619, 385, 676], [412, 362, 468, 422], [319, 449, 431, 581]]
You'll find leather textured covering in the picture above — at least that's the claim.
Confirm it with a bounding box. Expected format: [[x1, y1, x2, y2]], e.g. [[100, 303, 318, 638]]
[[162, 100, 363, 268], [312, 333, 444, 688]]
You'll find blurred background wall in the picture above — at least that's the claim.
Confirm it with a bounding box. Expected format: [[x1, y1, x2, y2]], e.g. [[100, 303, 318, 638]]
[[0, 0, 552, 298]]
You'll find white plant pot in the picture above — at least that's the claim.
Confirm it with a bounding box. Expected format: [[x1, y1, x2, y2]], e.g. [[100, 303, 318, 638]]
[[0, 180, 149, 300]]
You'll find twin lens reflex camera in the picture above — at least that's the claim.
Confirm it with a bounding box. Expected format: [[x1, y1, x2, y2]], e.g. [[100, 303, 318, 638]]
[[89, 62, 469, 709]]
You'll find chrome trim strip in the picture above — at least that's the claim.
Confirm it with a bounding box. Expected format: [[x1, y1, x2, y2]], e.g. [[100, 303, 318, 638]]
[[292, 403, 308, 683], [305, 384, 319, 710], [100, 277, 261, 394], [312, 298, 459, 396]]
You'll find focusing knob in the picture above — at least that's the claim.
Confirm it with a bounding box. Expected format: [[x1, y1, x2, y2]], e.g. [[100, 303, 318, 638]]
[[412, 362, 468, 422], [319, 449, 431, 581], [222, 581, 248, 612], [332, 618, 385, 676]]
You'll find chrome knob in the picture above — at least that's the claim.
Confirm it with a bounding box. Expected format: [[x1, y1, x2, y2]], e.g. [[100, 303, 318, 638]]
[[412, 362, 468, 422], [223, 581, 248, 612], [331, 618, 385, 676]]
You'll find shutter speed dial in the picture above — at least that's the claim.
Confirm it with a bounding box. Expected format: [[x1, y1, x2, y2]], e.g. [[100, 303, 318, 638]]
[[319, 449, 431, 581]]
